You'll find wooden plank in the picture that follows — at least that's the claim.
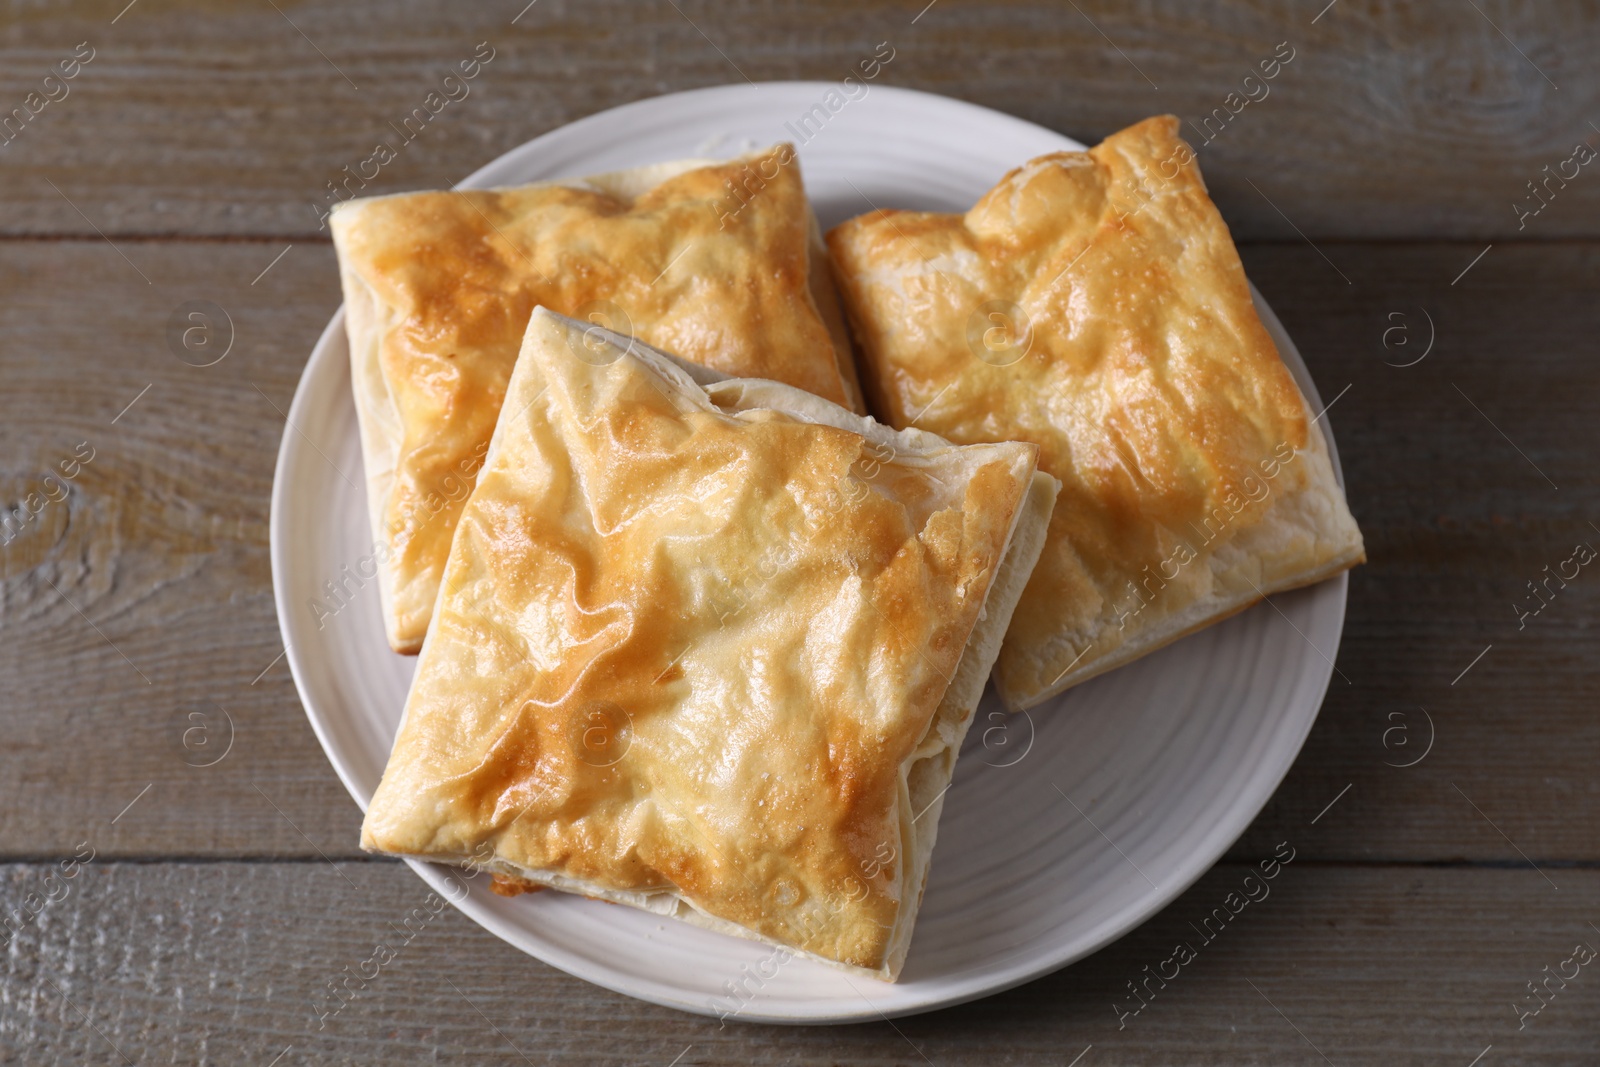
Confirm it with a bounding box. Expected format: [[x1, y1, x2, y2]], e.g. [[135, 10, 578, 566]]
[[1, 238, 1596, 862], [2, 861, 1594, 1063], [1227, 240, 1600, 865], [0, 238, 352, 859], [0, 1, 1596, 240]]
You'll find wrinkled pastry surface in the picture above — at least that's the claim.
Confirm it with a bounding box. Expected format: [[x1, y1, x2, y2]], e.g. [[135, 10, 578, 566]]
[[827, 115, 1364, 707], [333, 147, 857, 651], [362, 310, 1038, 973]]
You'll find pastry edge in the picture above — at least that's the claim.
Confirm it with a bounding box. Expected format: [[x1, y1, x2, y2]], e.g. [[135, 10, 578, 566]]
[[995, 409, 1365, 712]]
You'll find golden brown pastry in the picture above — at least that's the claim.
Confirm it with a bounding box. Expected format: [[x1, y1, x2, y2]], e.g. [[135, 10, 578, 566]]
[[826, 115, 1365, 710], [331, 146, 863, 652], [361, 308, 1056, 980]]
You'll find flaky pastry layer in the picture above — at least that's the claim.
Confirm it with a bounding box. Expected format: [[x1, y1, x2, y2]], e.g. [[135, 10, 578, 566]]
[[332, 146, 862, 652], [361, 308, 1055, 979], [826, 115, 1365, 709]]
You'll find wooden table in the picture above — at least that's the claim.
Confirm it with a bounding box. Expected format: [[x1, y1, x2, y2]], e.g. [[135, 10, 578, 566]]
[[3, 1, 1596, 1062]]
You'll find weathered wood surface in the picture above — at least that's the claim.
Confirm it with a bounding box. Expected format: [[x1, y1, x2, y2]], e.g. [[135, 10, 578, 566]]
[[3, 239, 1595, 866], [2, 861, 1595, 1065], [4, 1, 1600, 1060], [1229, 240, 1600, 865], [0, 0, 1597, 240]]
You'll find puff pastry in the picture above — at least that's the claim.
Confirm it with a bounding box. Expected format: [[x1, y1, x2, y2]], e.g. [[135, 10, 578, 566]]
[[361, 308, 1056, 979], [332, 146, 864, 653], [826, 115, 1365, 710]]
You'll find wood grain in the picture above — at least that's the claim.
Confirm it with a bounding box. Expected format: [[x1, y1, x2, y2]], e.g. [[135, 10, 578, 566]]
[[2, 238, 1597, 867], [0, 0, 1596, 240], [1228, 239, 1600, 864], [0, 238, 347, 859], [4, 2, 1597, 1060], [2, 860, 1595, 1064]]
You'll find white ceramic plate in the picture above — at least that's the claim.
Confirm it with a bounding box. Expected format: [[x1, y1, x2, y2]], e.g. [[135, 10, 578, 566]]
[[270, 83, 1349, 1023]]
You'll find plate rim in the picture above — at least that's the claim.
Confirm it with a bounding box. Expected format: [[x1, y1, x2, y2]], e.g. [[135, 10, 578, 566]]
[[269, 80, 1349, 1024]]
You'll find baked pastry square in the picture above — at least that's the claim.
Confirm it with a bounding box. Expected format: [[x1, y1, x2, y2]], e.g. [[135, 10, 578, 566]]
[[826, 115, 1365, 711], [360, 308, 1056, 980], [332, 146, 864, 652]]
